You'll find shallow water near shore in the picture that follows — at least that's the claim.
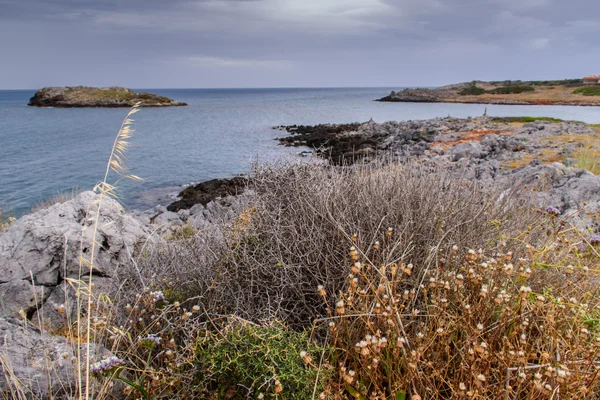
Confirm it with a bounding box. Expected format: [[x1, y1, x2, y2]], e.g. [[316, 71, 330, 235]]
[[2, 87, 600, 216]]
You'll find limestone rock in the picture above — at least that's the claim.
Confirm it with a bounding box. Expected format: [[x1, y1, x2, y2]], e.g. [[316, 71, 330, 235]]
[[0, 317, 111, 398], [0, 192, 152, 321]]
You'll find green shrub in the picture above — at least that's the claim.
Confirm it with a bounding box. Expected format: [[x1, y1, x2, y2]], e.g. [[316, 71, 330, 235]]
[[488, 85, 535, 94], [458, 85, 486, 96], [573, 86, 600, 96], [196, 323, 331, 399]]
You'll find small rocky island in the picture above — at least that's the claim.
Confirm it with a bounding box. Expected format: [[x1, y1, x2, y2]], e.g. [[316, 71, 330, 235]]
[[377, 79, 600, 106], [28, 86, 187, 108]]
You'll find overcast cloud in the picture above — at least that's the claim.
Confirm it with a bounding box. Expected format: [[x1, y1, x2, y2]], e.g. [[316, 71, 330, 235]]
[[1, 0, 599, 88]]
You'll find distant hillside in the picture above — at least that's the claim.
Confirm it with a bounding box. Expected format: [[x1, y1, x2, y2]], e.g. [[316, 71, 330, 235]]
[[377, 79, 600, 106]]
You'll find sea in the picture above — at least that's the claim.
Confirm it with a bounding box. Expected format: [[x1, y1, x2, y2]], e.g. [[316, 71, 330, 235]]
[[2, 87, 600, 217]]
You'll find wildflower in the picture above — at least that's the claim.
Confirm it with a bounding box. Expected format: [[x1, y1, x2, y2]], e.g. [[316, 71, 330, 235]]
[[459, 382, 466, 391], [300, 351, 313, 364], [343, 370, 356, 384], [192, 305, 200, 312], [90, 356, 125, 378], [317, 285, 326, 297], [349, 246, 359, 261], [336, 300, 345, 315], [545, 206, 561, 216], [57, 304, 66, 315], [476, 323, 484, 331], [373, 241, 380, 250], [476, 374, 486, 382], [181, 311, 192, 321], [386, 227, 393, 238], [351, 262, 362, 274], [519, 286, 532, 297], [591, 235, 600, 244], [150, 291, 168, 305], [274, 380, 283, 394], [479, 285, 488, 298], [138, 335, 161, 349]]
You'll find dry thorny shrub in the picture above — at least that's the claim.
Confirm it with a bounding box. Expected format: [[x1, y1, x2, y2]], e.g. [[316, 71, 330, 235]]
[[318, 210, 600, 399], [128, 162, 540, 327], [67, 162, 600, 399]]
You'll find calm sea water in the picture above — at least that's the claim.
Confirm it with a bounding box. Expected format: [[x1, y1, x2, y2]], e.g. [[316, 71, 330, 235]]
[[1, 87, 600, 216]]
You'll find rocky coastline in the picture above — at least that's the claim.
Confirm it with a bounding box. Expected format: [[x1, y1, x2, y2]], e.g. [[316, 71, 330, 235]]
[[28, 86, 187, 108], [2, 114, 600, 397], [377, 79, 600, 106]]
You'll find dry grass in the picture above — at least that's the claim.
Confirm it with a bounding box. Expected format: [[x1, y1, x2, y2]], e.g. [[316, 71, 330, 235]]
[[502, 132, 600, 171], [319, 211, 600, 399], [457, 84, 600, 105], [31, 188, 82, 212], [0, 210, 15, 232]]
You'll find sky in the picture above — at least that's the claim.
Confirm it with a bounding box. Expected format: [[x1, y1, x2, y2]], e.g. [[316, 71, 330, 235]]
[[1, 0, 600, 89]]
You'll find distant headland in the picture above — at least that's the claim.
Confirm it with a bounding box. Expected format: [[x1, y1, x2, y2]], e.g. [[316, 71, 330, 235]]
[[377, 78, 600, 106], [28, 86, 187, 108]]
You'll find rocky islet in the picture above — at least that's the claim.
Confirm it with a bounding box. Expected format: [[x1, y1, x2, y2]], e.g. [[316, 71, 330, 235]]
[[28, 86, 187, 108]]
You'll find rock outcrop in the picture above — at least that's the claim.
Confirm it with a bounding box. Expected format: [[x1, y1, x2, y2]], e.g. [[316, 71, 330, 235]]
[[167, 177, 248, 212], [0, 317, 111, 399], [28, 87, 187, 108], [0, 192, 152, 327], [276, 117, 600, 230]]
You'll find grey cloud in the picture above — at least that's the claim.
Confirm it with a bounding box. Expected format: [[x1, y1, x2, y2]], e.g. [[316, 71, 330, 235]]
[[1, 0, 600, 89]]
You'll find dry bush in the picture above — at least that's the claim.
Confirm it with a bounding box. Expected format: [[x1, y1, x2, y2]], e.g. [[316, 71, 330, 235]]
[[130, 162, 541, 327], [31, 188, 82, 213], [0, 209, 15, 231], [319, 211, 600, 399]]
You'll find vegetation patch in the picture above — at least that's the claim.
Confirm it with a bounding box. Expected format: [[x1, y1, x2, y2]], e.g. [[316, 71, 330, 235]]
[[459, 85, 536, 96], [458, 85, 487, 96], [491, 116, 566, 123], [196, 323, 331, 399], [573, 86, 600, 96], [487, 85, 535, 94]]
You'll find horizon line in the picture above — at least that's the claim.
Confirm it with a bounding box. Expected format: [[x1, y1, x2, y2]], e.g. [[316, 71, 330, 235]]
[[0, 85, 420, 91]]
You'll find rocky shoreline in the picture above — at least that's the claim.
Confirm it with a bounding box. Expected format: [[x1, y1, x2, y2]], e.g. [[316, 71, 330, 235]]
[[276, 116, 600, 226], [28, 86, 187, 108]]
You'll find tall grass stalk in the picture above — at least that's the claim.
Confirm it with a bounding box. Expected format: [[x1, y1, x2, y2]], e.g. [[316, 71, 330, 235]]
[[77, 103, 142, 399]]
